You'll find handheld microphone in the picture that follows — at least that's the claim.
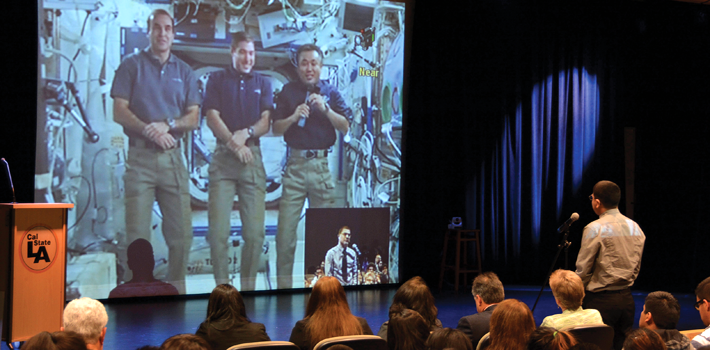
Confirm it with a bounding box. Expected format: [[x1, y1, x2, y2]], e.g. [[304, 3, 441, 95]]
[[298, 85, 321, 127], [1, 158, 16, 203], [557, 212, 579, 233]]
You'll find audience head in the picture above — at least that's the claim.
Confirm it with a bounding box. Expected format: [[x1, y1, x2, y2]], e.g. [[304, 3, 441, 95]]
[[328, 346, 354, 350], [387, 305, 431, 350], [391, 276, 438, 328], [488, 299, 536, 350], [159, 334, 211, 350], [23, 331, 87, 350], [426, 327, 473, 350], [305, 276, 363, 347], [205, 284, 249, 326], [569, 344, 601, 350], [696, 276, 710, 326], [526, 327, 577, 350], [591, 180, 620, 212], [472, 272, 505, 313], [639, 291, 680, 330], [549, 269, 585, 311], [622, 328, 667, 350], [63, 297, 108, 347]]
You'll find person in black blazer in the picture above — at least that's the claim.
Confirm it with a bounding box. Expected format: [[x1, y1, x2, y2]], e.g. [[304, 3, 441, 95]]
[[456, 272, 505, 348], [196, 284, 270, 350]]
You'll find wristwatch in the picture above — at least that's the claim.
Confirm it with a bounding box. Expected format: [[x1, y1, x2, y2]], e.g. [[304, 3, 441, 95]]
[[247, 127, 255, 138], [166, 118, 176, 130]]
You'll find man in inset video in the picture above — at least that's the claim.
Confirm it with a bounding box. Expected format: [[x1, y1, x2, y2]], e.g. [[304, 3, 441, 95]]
[[111, 9, 200, 294], [324, 226, 358, 286], [272, 44, 351, 288], [203, 31, 272, 291]]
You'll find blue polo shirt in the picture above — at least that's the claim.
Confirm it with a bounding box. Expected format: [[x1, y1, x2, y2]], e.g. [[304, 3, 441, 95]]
[[110, 47, 201, 139], [203, 67, 273, 132], [273, 80, 352, 150]]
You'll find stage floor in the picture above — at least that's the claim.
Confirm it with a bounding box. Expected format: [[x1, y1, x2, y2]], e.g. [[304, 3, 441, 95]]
[[3, 285, 705, 349]]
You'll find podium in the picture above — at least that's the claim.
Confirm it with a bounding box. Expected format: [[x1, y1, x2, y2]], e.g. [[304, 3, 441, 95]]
[[0, 203, 73, 343]]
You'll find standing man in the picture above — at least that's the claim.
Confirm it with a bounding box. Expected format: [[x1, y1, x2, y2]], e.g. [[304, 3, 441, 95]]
[[575, 180, 645, 350], [457, 272, 505, 348], [111, 9, 200, 294], [272, 44, 351, 288], [324, 226, 358, 285], [692, 277, 710, 349], [638, 291, 692, 350], [203, 32, 272, 291]]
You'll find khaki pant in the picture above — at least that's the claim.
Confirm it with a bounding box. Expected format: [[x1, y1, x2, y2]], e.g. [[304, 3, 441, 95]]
[[124, 146, 192, 294], [208, 143, 266, 291], [276, 154, 335, 289]]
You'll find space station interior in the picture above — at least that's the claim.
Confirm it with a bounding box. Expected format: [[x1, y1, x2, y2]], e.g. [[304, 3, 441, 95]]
[[37, 0, 404, 298]]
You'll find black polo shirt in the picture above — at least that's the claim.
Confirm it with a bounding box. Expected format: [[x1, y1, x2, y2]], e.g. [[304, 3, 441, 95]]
[[273, 80, 352, 150], [110, 47, 201, 139], [203, 67, 273, 132]]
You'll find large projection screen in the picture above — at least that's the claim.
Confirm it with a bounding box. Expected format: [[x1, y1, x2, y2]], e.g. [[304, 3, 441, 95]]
[[36, 0, 404, 299]]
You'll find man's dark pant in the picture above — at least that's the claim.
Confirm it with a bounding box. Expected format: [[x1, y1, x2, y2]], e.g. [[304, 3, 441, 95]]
[[583, 288, 635, 350]]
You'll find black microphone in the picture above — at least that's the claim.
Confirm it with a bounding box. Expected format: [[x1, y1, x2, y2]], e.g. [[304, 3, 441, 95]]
[[557, 212, 579, 233], [1, 158, 16, 203]]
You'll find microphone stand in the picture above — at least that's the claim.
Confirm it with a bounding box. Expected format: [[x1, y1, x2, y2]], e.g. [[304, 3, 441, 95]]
[[531, 228, 572, 313]]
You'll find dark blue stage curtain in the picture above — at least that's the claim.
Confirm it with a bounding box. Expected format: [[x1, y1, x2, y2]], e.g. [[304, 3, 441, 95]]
[[466, 67, 599, 266]]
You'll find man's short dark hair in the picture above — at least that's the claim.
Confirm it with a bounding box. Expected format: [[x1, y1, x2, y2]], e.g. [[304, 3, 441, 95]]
[[147, 9, 174, 29], [472, 272, 504, 304], [697, 276, 710, 301], [645, 291, 680, 329], [296, 44, 324, 65], [338, 226, 350, 237], [593, 180, 621, 209], [230, 31, 254, 51]]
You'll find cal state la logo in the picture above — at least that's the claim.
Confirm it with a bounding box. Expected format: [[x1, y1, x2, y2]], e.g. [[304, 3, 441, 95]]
[[19, 225, 58, 272]]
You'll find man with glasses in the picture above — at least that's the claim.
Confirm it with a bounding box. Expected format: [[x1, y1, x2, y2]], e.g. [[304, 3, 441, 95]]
[[324, 226, 357, 285], [692, 277, 710, 349], [575, 180, 645, 350]]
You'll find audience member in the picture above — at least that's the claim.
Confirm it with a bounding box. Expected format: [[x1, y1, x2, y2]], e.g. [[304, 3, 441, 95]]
[[541, 269, 603, 328], [568, 344, 601, 350], [457, 272, 504, 347], [427, 328, 473, 350], [136, 347, 161, 350], [378, 276, 442, 340], [387, 306, 430, 350], [195, 284, 270, 350], [62, 297, 109, 350], [526, 327, 577, 350], [288, 276, 373, 350], [328, 346, 354, 350], [622, 328, 667, 350], [693, 276, 710, 349], [575, 181, 645, 350], [160, 334, 212, 350], [488, 299, 536, 350], [638, 291, 691, 350], [22, 331, 87, 350]]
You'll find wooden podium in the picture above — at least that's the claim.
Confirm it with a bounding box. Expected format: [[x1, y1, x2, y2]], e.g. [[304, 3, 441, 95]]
[[0, 203, 73, 343]]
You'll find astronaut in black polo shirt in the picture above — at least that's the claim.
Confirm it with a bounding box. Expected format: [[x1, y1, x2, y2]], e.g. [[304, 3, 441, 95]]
[[203, 32, 272, 291], [272, 44, 352, 289]]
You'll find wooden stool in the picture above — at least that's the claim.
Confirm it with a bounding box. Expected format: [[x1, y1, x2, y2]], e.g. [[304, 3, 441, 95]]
[[439, 229, 482, 292]]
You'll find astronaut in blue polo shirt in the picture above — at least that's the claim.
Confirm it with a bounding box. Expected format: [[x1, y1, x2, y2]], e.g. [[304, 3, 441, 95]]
[[272, 44, 352, 289], [111, 9, 200, 295], [203, 32, 273, 291]]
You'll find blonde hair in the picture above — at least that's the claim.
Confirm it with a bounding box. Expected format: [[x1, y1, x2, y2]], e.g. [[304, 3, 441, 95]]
[[549, 269, 585, 310]]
